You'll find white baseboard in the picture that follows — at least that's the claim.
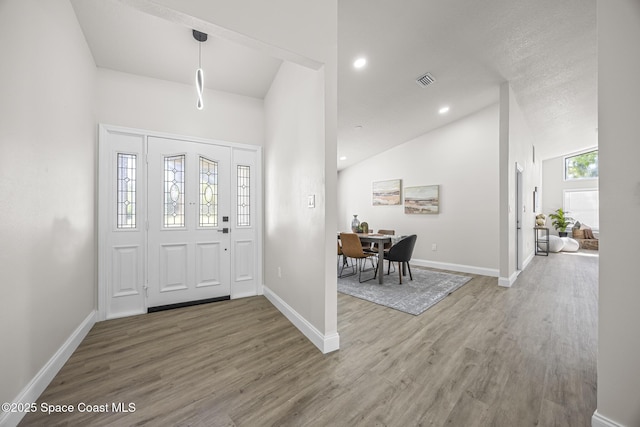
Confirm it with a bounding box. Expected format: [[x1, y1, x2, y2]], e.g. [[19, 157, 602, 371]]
[[263, 286, 339, 354], [498, 251, 536, 288], [0, 310, 97, 427], [498, 271, 519, 287], [410, 258, 499, 277], [522, 251, 535, 270], [592, 410, 624, 427]]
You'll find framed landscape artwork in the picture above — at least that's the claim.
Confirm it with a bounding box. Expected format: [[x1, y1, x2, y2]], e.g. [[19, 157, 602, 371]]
[[405, 185, 439, 214], [372, 179, 401, 205]]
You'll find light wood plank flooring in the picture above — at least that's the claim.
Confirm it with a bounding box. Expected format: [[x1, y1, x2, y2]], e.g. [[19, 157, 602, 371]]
[[20, 251, 597, 426]]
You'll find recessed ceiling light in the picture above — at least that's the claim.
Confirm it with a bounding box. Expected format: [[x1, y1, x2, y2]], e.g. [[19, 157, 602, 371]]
[[354, 125, 363, 130], [339, 156, 347, 161], [353, 57, 367, 69], [439, 106, 450, 114]]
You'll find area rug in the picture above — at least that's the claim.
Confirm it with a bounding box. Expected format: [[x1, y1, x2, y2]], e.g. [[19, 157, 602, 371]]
[[337, 267, 472, 315]]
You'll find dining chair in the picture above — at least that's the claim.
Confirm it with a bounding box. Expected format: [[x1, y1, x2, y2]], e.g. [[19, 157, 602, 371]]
[[370, 229, 395, 269], [383, 234, 417, 284], [372, 228, 395, 251], [361, 229, 374, 253], [339, 232, 378, 282], [337, 240, 350, 277]]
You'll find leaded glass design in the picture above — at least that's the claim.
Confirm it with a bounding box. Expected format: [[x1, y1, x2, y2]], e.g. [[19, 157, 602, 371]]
[[117, 153, 136, 229], [199, 157, 218, 227], [164, 155, 185, 228], [237, 165, 250, 227]]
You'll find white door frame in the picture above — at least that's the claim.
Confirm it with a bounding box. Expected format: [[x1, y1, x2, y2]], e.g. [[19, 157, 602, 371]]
[[515, 162, 524, 271], [98, 124, 263, 321]]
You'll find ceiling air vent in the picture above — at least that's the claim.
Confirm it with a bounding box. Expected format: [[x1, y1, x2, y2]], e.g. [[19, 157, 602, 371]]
[[416, 72, 435, 88]]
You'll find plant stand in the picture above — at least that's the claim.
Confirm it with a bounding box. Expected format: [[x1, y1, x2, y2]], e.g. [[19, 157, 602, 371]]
[[535, 227, 549, 256]]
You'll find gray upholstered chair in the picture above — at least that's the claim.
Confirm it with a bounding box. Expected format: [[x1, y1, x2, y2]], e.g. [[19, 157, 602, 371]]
[[384, 234, 417, 284]]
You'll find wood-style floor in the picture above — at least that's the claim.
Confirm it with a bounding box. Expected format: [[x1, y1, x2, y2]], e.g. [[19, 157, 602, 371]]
[[20, 251, 598, 426]]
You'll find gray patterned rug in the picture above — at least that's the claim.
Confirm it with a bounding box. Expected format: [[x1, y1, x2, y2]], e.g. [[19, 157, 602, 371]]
[[337, 266, 472, 315]]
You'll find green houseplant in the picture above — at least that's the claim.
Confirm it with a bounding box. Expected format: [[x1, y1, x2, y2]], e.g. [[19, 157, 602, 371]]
[[548, 208, 574, 237]]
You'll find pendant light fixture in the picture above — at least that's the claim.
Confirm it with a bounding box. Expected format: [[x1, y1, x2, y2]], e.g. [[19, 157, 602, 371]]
[[193, 29, 208, 110]]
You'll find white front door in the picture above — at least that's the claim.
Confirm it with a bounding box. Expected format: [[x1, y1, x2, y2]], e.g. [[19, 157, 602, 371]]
[[99, 125, 261, 320], [147, 136, 231, 309]]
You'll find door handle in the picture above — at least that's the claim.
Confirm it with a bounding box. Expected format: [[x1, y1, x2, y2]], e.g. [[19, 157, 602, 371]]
[[218, 228, 229, 234]]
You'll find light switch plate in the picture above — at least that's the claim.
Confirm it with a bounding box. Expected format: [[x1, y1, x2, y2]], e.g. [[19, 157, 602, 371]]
[[307, 195, 315, 208]]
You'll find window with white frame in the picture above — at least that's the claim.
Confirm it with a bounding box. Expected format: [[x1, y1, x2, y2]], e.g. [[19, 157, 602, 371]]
[[564, 189, 599, 230], [564, 149, 598, 180]]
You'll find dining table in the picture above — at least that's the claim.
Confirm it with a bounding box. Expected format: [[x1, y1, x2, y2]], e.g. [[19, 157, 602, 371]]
[[339, 232, 393, 284]]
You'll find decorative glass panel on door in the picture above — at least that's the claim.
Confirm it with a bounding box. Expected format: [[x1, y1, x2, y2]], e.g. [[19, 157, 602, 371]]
[[199, 156, 218, 227], [117, 153, 136, 229], [164, 155, 185, 228], [237, 165, 251, 227]]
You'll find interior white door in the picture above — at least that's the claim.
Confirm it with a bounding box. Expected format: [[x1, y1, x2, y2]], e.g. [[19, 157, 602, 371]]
[[147, 136, 231, 308]]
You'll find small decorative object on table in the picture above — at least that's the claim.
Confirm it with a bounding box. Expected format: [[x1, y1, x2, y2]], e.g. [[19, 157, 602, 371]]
[[351, 215, 360, 233], [360, 222, 369, 234], [535, 213, 546, 227]]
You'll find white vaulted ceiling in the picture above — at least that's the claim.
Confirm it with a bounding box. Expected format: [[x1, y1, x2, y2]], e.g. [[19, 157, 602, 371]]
[[70, 0, 597, 169], [337, 0, 597, 169], [70, 0, 283, 99]]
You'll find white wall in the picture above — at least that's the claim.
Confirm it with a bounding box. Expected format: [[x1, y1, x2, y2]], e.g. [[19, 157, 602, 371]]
[[596, 1, 640, 426], [541, 153, 599, 235], [338, 104, 500, 275], [264, 61, 338, 351], [0, 0, 97, 406], [499, 83, 541, 285], [97, 68, 265, 146]]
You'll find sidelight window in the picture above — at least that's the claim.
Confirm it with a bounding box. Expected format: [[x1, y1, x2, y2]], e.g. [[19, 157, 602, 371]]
[[116, 153, 137, 229], [237, 165, 251, 227]]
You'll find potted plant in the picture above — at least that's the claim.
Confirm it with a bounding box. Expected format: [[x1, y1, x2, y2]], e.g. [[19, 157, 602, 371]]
[[549, 208, 574, 237]]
